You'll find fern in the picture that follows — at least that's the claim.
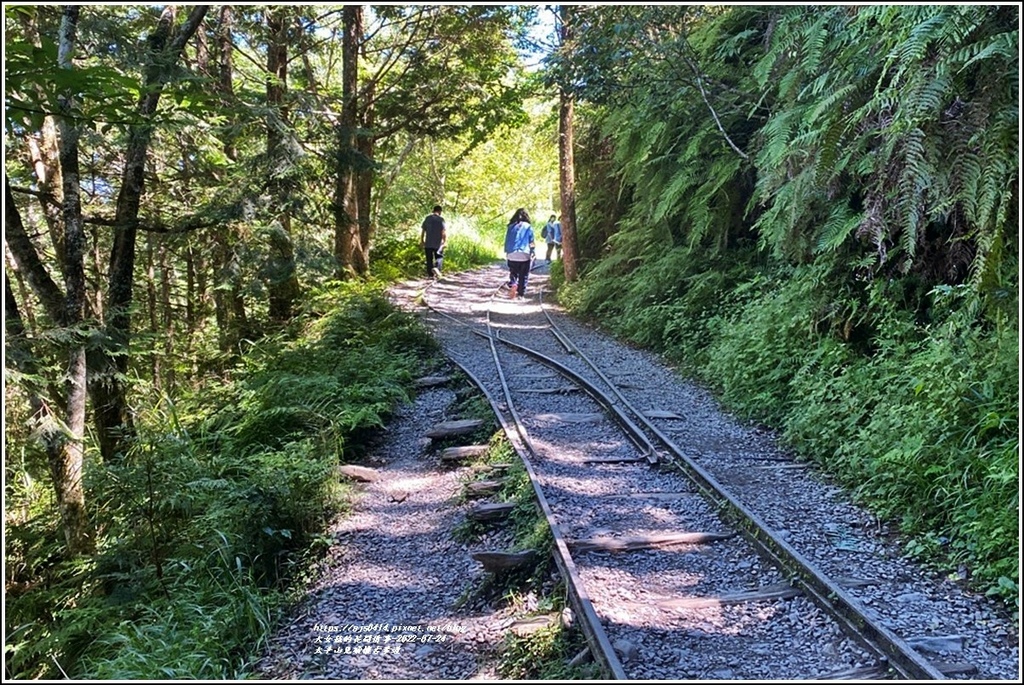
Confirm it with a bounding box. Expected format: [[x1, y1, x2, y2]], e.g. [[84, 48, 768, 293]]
[[956, 30, 1019, 72], [815, 205, 864, 253]]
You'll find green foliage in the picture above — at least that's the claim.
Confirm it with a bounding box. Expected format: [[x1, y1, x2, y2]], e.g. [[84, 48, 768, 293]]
[[699, 269, 1017, 606], [497, 619, 599, 680], [748, 4, 1019, 285], [371, 216, 511, 281], [559, 245, 763, 372], [565, 4, 1018, 610], [4, 283, 437, 679], [374, 95, 559, 264]]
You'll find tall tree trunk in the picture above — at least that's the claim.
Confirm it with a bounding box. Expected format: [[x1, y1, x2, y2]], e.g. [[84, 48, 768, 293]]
[[212, 233, 250, 356], [89, 6, 208, 461], [185, 239, 206, 350], [159, 239, 175, 390], [5, 249, 37, 331], [216, 6, 238, 162], [146, 233, 161, 388], [334, 5, 363, 279], [211, 5, 247, 353], [53, 6, 93, 555], [5, 275, 72, 535], [355, 79, 375, 274], [6, 180, 93, 556], [90, 223, 104, 320], [558, 5, 579, 283], [4, 180, 64, 318], [265, 6, 299, 322], [18, 10, 66, 266]]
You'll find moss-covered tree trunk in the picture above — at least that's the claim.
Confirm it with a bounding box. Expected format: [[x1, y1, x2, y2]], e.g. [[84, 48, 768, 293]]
[[265, 7, 300, 322]]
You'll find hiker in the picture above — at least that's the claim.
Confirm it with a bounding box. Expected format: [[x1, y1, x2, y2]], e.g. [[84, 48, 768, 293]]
[[503, 208, 535, 300], [420, 204, 446, 279], [542, 214, 562, 262]]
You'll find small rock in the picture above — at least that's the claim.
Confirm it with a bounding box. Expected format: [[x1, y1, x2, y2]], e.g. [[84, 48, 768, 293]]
[[613, 638, 640, 663], [895, 592, 927, 603]]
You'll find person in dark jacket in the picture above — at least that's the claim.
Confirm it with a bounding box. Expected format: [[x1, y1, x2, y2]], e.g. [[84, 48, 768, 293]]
[[420, 204, 446, 278]]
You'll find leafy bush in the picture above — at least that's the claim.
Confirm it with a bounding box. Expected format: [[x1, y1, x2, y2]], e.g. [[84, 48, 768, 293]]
[[4, 282, 439, 679], [370, 217, 506, 281], [497, 620, 599, 680]]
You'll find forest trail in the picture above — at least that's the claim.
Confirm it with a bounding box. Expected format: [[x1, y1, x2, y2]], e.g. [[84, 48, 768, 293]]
[[256, 382, 515, 680]]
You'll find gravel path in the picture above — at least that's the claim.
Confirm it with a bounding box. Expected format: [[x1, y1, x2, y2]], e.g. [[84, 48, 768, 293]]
[[256, 385, 521, 680], [257, 263, 1019, 681]]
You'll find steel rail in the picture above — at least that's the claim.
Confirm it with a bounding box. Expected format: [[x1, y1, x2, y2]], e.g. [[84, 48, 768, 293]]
[[422, 271, 943, 680], [424, 281, 628, 679], [443, 354, 627, 680], [516, 292, 948, 681]]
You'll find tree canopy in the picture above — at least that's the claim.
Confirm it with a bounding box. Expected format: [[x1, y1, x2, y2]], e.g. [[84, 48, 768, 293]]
[[3, 4, 1018, 679]]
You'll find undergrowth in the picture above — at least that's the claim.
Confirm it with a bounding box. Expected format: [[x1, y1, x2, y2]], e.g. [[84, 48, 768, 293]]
[[4, 282, 438, 679], [562, 252, 1018, 612]]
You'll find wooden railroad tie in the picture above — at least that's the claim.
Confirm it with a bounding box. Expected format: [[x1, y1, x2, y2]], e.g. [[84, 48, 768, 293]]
[[569, 531, 736, 554], [835, 576, 880, 588], [337, 464, 379, 483], [536, 412, 604, 424], [514, 386, 580, 395], [508, 613, 562, 636], [904, 634, 975, 676], [583, 455, 646, 465], [439, 444, 490, 463], [463, 479, 507, 499], [642, 410, 685, 420], [657, 581, 802, 610], [906, 634, 966, 654], [930, 662, 978, 677], [469, 462, 513, 475], [470, 549, 537, 573], [467, 502, 516, 522], [821, 664, 891, 680], [826, 659, 977, 680], [413, 375, 452, 388], [425, 418, 485, 439]]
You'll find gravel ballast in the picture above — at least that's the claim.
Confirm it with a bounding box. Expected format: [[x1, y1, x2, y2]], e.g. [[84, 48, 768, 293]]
[[257, 263, 1019, 681]]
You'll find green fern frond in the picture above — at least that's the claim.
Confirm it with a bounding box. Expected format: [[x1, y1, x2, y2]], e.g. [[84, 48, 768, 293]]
[[815, 205, 864, 253], [956, 30, 1019, 72], [805, 82, 857, 126]]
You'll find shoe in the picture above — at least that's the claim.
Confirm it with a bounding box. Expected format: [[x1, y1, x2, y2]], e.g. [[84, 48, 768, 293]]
[[432, 268, 441, 279], [509, 284, 518, 299]]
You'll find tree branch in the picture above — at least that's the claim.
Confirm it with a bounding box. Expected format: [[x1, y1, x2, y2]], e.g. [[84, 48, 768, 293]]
[[679, 42, 749, 160]]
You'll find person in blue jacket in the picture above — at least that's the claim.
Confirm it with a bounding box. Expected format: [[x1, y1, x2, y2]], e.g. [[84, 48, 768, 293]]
[[542, 214, 562, 262], [503, 208, 535, 300]]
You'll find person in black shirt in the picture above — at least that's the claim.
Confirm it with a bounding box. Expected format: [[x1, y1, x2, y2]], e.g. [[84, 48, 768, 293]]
[[420, 205, 447, 279]]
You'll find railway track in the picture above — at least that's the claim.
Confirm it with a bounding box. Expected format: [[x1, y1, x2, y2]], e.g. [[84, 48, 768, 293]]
[[412, 262, 1000, 680]]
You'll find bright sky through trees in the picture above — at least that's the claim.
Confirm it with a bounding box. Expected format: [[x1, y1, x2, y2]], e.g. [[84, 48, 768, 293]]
[[521, 3, 559, 70]]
